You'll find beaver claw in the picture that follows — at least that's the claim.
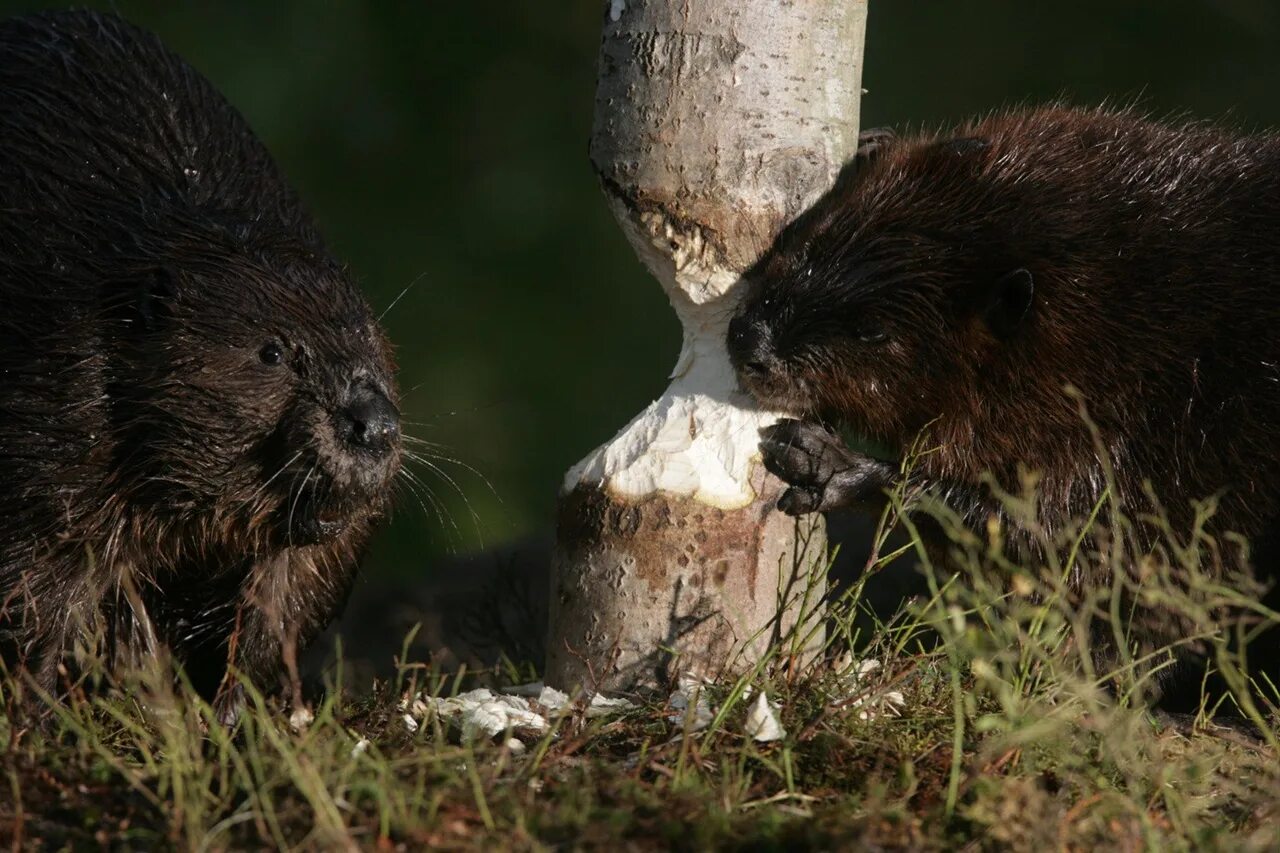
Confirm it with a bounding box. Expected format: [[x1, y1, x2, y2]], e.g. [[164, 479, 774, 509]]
[[759, 419, 897, 515]]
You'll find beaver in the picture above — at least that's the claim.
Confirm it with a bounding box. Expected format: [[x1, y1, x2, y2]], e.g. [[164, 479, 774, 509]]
[[728, 105, 1280, 702], [0, 10, 401, 717]]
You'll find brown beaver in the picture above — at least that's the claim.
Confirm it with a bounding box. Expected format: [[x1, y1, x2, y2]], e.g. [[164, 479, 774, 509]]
[[0, 11, 401, 718], [728, 105, 1280, 703]]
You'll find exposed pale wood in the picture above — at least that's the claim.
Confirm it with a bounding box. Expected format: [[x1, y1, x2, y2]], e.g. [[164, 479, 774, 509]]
[[546, 0, 868, 693]]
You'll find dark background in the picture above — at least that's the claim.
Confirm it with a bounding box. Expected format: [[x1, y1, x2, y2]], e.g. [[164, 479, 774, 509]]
[[4, 1, 1280, 646]]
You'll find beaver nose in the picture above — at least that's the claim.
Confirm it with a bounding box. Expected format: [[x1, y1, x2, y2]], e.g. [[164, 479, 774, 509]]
[[337, 385, 400, 455], [727, 316, 773, 376]]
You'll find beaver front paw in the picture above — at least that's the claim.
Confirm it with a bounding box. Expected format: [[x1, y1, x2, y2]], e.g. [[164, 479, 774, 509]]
[[759, 419, 897, 515]]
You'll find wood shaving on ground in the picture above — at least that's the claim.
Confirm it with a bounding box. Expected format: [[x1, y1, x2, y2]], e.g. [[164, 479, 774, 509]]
[[398, 683, 635, 742]]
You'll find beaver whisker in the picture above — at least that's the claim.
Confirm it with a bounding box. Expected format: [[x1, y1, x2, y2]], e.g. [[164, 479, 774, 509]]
[[395, 473, 472, 554], [401, 445, 481, 512], [400, 439, 500, 501], [396, 466, 460, 541], [401, 449, 486, 533], [392, 473, 442, 528], [376, 270, 429, 323], [400, 434, 448, 449], [400, 406, 496, 425], [242, 449, 305, 507], [285, 463, 318, 549]]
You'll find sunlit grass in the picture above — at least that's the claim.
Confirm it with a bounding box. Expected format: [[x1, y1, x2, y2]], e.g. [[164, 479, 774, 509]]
[[4, 470, 1280, 849]]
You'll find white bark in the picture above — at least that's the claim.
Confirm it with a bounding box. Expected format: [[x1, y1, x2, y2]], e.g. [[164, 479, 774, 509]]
[[547, 0, 868, 693]]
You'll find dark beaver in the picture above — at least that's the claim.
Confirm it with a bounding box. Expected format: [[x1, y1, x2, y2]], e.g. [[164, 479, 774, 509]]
[[728, 105, 1280, 700], [0, 11, 401, 716]]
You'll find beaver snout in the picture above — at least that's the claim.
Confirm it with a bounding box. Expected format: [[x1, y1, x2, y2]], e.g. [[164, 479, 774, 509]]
[[727, 315, 776, 379], [727, 313, 818, 413], [286, 383, 400, 545], [334, 383, 400, 457]]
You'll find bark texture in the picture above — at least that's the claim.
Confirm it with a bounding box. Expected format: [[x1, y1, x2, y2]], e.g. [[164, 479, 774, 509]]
[[547, 0, 868, 693]]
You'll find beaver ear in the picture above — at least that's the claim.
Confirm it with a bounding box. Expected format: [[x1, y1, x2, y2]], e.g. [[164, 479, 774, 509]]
[[979, 268, 1034, 339]]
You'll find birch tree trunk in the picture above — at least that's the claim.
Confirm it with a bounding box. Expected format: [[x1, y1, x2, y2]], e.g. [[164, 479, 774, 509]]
[[546, 0, 868, 694]]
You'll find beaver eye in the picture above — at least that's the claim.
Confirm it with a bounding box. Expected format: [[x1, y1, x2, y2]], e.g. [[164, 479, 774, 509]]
[[258, 341, 285, 366], [859, 329, 889, 345]]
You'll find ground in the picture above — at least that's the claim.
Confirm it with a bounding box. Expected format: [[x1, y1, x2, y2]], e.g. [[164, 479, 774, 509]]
[[3, 499, 1280, 850]]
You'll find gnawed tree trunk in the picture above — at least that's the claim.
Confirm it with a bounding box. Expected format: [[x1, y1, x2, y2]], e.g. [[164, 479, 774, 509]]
[[546, 0, 868, 693]]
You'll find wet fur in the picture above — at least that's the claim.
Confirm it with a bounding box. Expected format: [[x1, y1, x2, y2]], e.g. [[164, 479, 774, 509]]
[[0, 11, 400, 710], [732, 105, 1280, 700]]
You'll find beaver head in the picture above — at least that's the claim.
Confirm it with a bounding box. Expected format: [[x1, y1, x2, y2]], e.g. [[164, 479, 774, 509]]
[[108, 221, 401, 554], [727, 132, 1042, 450]]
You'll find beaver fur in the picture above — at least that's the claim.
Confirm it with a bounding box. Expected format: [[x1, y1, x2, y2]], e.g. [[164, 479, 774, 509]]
[[729, 105, 1280, 702], [0, 11, 401, 715]]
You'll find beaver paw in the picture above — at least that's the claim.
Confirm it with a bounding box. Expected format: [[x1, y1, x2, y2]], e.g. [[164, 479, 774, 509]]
[[759, 419, 896, 515]]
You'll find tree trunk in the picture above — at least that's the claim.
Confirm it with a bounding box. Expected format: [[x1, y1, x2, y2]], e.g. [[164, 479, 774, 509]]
[[546, 0, 868, 694]]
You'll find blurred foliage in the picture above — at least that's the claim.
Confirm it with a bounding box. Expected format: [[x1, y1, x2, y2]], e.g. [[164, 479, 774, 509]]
[[3, 1, 1280, 580]]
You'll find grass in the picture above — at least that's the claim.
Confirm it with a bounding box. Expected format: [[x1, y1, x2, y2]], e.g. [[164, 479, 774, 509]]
[[4, 484, 1280, 850]]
